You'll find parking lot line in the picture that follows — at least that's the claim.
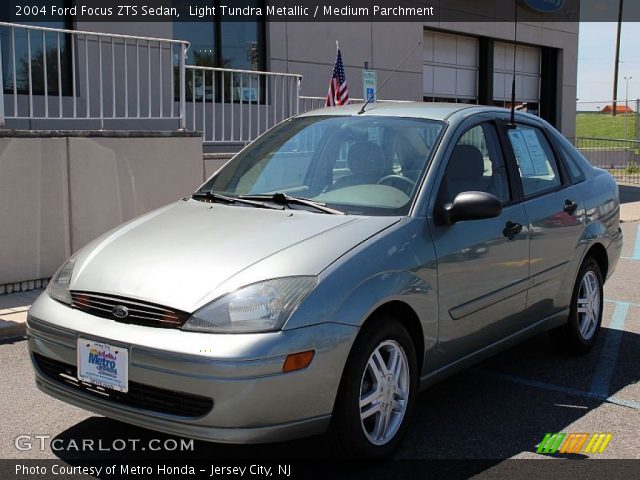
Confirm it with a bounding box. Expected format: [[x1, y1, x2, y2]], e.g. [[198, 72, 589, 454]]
[[608, 396, 640, 410], [605, 298, 640, 309], [472, 369, 640, 410], [589, 301, 629, 397], [633, 224, 640, 260]]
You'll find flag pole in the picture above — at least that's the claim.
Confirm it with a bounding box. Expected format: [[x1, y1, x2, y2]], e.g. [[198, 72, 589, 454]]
[[336, 40, 339, 52]]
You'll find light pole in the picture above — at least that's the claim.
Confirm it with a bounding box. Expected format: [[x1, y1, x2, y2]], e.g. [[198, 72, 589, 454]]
[[624, 76, 632, 140]]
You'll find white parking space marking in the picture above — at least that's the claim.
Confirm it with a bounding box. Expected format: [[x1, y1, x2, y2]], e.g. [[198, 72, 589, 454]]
[[620, 221, 639, 260], [605, 299, 640, 309], [590, 301, 629, 397], [472, 368, 640, 410], [633, 224, 640, 260]]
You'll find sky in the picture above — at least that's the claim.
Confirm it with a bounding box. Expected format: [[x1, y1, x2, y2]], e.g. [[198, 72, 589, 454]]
[[578, 22, 640, 109]]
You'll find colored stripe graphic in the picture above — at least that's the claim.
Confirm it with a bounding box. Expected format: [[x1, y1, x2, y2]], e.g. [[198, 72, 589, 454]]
[[584, 433, 613, 454], [537, 433, 566, 454], [537, 433, 613, 454], [559, 433, 589, 454]]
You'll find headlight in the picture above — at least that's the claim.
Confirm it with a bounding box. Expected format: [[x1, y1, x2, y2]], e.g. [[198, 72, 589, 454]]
[[182, 277, 317, 333], [46, 255, 77, 305]]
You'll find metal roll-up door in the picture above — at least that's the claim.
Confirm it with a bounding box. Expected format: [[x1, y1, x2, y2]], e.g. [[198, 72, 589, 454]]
[[423, 31, 479, 104]]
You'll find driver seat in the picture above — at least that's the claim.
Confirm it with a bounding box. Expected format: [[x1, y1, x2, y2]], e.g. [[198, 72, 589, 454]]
[[333, 142, 387, 189]]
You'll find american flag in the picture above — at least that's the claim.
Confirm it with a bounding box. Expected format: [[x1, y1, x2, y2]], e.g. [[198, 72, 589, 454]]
[[325, 48, 349, 107]]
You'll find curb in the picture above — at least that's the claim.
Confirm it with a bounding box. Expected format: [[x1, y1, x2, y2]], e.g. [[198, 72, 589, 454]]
[[0, 321, 27, 341], [620, 200, 640, 223]]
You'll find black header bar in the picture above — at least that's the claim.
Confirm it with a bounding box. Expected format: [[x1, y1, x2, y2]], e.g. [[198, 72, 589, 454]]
[[1, 1, 640, 23]]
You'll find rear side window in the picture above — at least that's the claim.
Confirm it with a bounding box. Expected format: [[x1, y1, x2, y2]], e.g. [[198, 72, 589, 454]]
[[507, 124, 562, 197], [557, 142, 587, 183]]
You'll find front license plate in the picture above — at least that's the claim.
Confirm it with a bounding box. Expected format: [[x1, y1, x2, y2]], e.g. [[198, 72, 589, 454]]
[[77, 339, 129, 393]]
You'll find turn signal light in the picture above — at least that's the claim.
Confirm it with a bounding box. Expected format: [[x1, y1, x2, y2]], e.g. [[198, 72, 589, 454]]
[[282, 350, 315, 372]]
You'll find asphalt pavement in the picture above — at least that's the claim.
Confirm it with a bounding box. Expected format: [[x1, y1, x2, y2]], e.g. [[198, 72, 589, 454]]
[[1, 221, 639, 473]]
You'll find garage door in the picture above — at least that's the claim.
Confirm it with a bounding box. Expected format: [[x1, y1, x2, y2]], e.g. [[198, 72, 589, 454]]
[[493, 42, 541, 114], [423, 31, 478, 103]]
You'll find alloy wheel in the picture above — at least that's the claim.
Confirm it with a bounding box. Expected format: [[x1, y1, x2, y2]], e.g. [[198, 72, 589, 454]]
[[359, 340, 410, 446], [577, 270, 601, 340]]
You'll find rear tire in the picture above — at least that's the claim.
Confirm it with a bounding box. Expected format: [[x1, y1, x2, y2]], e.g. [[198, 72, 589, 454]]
[[331, 315, 418, 458], [551, 257, 604, 354]]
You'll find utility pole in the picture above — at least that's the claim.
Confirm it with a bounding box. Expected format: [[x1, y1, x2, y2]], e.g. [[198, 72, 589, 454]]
[[612, 0, 624, 116]]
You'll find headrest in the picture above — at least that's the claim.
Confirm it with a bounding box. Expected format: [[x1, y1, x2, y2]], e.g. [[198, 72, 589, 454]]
[[448, 144, 485, 181], [347, 142, 387, 177]]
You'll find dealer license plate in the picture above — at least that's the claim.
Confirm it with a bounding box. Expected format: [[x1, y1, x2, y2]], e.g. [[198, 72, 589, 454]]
[[77, 339, 128, 393]]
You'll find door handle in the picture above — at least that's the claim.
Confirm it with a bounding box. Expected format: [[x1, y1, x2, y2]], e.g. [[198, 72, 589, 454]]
[[503, 221, 523, 240], [564, 199, 578, 215]]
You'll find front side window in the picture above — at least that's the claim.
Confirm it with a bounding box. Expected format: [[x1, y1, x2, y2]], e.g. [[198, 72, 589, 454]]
[[507, 124, 562, 197], [438, 123, 511, 205], [199, 116, 444, 216]]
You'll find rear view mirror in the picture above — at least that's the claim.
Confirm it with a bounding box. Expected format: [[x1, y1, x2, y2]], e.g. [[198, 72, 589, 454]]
[[442, 191, 502, 225]]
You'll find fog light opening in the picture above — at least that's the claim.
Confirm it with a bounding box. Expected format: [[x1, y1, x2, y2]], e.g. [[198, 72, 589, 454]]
[[282, 350, 315, 373]]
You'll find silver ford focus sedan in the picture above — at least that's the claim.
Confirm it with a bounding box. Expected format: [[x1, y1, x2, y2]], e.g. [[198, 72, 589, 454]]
[[28, 103, 622, 457]]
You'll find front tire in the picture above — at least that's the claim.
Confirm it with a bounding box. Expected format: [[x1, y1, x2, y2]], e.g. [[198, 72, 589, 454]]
[[552, 257, 604, 353], [331, 316, 418, 458]]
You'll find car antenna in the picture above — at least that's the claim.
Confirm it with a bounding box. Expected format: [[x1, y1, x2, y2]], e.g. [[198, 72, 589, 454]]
[[507, 0, 519, 128], [358, 40, 422, 115]]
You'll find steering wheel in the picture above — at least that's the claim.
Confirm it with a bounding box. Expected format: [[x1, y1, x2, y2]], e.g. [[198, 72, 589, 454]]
[[377, 175, 416, 196]]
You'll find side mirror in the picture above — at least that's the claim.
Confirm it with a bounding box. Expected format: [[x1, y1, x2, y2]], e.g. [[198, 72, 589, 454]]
[[442, 191, 502, 225]]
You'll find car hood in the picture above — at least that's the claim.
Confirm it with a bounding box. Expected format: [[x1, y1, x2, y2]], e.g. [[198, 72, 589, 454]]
[[71, 199, 400, 312]]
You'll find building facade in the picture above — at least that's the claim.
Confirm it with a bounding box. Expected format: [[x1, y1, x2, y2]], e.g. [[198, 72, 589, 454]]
[[0, 2, 579, 147], [0, 2, 580, 292]]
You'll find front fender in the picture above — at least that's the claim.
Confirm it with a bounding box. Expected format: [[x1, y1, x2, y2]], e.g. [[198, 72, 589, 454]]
[[285, 218, 438, 354], [329, 271, 435, 328]]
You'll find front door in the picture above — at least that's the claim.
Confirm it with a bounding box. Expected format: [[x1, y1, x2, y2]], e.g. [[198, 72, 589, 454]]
[[429, 121, 530, 369]]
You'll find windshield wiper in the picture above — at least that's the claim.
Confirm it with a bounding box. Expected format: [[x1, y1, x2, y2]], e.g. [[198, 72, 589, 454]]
[[191, 191, 283, 210], [238, 192, 345, 215]]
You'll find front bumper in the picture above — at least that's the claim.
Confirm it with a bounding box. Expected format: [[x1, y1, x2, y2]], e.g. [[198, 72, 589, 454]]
[[27, 293, 358, 443]]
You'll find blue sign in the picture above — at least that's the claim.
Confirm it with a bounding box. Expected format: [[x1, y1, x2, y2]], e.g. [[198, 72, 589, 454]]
[[362, 70, 377, 103], [366, 88, 375, 103], [521, 0, 565, 13]]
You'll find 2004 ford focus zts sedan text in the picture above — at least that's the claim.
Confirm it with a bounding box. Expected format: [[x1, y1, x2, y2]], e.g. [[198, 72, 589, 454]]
[[28, 103, 622, 457]]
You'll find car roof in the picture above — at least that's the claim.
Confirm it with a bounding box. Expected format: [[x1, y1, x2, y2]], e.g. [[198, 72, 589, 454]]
[[297, 101, 541, 124]]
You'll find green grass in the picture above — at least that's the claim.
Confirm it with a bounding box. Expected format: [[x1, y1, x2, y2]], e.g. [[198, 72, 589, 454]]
[[576, 112, 638, 140]]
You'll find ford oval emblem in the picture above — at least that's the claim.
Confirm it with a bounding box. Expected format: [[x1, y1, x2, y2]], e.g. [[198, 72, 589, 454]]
[[521, 0, 565, 13], [112, 305, 129, 319]]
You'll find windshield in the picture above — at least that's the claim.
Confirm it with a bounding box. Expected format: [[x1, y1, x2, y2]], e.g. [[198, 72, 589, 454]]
[[198, 115, 444, 216]]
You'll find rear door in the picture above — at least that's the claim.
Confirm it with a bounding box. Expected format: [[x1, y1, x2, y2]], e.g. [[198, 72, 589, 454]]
[[503, 122, 585, 319]]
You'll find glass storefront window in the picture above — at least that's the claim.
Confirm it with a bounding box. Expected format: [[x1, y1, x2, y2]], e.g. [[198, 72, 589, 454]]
[[0, 1, 72, 95], [172, 0, 263, 70], [173, 0, 264, 102]]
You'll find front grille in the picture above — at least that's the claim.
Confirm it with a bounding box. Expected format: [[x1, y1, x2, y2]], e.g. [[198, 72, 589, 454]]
[[33, 353, 213, 418], [70, 291, 190, 329]]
